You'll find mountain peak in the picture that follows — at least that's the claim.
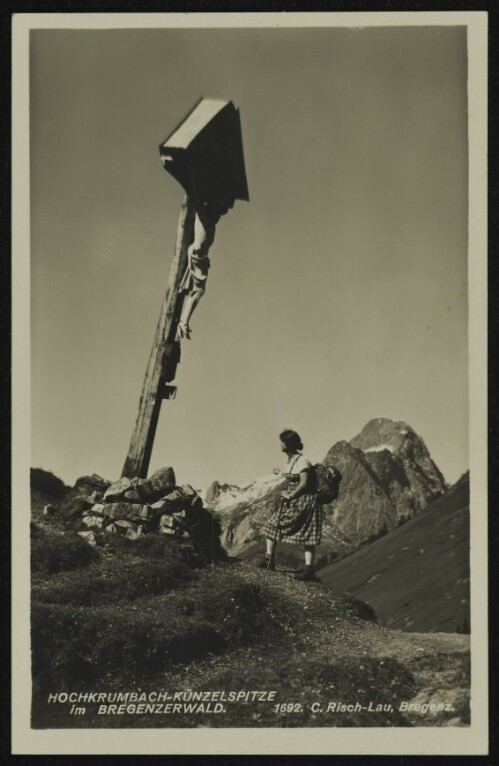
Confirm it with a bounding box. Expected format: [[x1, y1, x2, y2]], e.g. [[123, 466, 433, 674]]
[[351, 418, 414, 450]]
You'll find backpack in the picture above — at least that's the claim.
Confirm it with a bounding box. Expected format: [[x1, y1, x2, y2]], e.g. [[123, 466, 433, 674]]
[[313, 463, 342, 504]]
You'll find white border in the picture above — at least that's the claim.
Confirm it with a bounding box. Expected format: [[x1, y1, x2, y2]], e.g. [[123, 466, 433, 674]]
[[12, 11, 488, 755]]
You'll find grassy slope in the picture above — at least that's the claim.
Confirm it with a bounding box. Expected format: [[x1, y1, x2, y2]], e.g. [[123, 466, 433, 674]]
[[317, 475, 470, 633], [30, 472, 470, 730], [31, 552, 469, 729]]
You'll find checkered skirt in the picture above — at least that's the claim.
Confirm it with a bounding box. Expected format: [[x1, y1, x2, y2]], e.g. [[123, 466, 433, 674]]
[[262, 490, 323, 546]]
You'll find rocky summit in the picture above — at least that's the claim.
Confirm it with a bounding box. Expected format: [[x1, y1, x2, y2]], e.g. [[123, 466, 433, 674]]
[[206, 418, 448, 562], [324, 418, 447, 546]]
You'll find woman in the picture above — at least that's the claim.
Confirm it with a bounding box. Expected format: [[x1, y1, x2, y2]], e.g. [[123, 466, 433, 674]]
[[259, 429, 322, 582]]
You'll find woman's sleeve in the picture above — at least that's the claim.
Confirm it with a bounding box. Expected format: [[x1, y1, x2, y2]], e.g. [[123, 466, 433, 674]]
[[297, 456, 312, 472]]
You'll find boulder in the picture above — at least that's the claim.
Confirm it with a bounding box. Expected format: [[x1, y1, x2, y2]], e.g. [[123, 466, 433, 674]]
[[103, 477, 132, 503], [406, 688, 470, 722], [86, 503, 105, 516], [135, 467, 176, 503], [43, 504, 58, 517], [126, 525, 144, 540], [102, 502, 153, 522], [114, 519, 135, 531], [180, 485, 203, 512], [158, 488, 190, 514], [159, 514, 180, 537], [151, 466, 176, 485], [88, 490, 104, 504], [105, 523, 118, 534], [160, 514, 176, 529], [60, 496, 93, 519], [81, 515, 105, 529], [123, 488, 142, 503], [74, 474, 111, 497], [78, 530, 97, 546]]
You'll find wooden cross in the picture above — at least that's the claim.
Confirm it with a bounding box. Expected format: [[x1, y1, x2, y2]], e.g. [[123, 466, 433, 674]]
[[122, 99, 248, 479], [121, 194, 194, 479]]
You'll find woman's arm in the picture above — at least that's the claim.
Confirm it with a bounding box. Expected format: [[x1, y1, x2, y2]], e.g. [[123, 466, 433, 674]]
[[281, 470, 310, 501]]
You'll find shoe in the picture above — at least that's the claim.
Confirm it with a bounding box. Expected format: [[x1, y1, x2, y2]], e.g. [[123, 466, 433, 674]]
[[294, 566, 317, 582], [257, 555, 275, 571]]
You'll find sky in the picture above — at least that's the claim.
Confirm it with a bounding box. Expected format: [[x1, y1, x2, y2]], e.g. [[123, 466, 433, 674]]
[[30, 23, 469, 491]]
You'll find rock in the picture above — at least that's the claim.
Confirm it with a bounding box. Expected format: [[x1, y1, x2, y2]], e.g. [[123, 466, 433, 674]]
[[135, 467, 176, 503], [110, 519, 138, 535], [74, 474, 111, 496], [102, 502, 153, 521], [105, 523, 118, 534], [159, 514, 181, 537], [158, 488, 190, 514], [88, 503, 105, 516], [181, 485, 203, 512], [406, 688, 470, 721], [43, 504, 58, 517], [103, 477, 132, 502], [123, 488, 142, 503], [151, 466, 176, 486], [126, 525, 144, 540], [159, 514, 177, 529], [78, 530, 97, 546], [150, 499, 170, 512], [60, 496, 93, 519], [81, 515, 105, 529], [114, 519, 134, 529], [57, 475, 110, 520]]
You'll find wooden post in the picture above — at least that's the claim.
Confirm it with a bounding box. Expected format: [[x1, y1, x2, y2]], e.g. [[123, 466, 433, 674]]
[[121, 195, 195, 478]]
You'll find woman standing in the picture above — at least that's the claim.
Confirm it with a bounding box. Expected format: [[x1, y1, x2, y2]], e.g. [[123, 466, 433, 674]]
[[259, 429, 322, 582]]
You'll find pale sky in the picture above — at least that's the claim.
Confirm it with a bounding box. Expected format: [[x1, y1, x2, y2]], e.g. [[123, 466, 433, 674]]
[[30, 24, 469, 490]]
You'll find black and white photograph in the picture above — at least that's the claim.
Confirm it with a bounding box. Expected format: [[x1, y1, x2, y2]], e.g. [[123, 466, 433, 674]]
[[12, 10, 488, 756]]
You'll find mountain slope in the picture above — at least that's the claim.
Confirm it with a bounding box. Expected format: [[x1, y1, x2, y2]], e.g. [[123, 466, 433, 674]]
[[317, 473, 470, 633], [323, 418, 447, 545]]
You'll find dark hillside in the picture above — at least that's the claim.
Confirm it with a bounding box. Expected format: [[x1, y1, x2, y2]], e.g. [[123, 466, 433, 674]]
[[317, 473, 470, 633]]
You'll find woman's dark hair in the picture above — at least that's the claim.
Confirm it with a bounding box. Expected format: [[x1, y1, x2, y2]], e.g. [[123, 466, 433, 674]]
[[279, 429, 303, 452]]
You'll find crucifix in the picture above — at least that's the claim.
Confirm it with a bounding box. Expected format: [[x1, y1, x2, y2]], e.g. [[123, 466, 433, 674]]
[[122, 99, 249, 479]]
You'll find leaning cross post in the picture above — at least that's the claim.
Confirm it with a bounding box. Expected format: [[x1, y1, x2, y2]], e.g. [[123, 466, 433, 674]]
[[121, 195, 195, 479], [122, 98, 248, 479]]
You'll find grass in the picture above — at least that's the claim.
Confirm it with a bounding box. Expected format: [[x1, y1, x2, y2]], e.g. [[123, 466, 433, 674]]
[[31, 533, 98, 574], [30, 491, 471, 731], [32, 556, 197, 606]]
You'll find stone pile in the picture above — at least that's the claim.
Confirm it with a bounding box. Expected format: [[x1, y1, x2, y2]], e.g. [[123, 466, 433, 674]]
[[73, 467, 207, 545], [82, 468, 203, 540], [52, 467, 223, 561]]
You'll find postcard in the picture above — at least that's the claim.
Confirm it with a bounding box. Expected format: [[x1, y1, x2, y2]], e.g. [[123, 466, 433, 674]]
[[12, 10, 488, 756]]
